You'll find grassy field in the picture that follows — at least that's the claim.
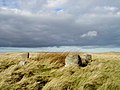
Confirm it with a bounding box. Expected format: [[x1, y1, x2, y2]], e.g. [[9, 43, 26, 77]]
[[0, 52, 120, 90]]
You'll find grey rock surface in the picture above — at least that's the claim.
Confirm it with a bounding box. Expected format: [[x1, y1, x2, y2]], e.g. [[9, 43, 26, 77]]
[[65, 54, 82, 67], [65, 54, 92, 67]]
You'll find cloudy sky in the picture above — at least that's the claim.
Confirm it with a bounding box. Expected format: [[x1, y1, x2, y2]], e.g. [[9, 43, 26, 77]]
[[0, 0, 120, 47]]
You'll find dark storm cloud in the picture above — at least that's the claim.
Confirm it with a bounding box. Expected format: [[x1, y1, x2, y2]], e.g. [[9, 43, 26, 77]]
[[0, 0, 120, 47]]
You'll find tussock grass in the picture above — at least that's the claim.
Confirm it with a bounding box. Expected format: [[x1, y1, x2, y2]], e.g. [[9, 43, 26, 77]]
[[0, 52, 120, 90]]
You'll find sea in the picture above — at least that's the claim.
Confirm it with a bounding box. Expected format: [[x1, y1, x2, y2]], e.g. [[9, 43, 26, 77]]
[[0, 46, 120, 53]]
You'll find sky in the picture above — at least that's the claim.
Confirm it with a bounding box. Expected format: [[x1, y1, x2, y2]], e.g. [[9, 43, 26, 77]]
[[0, 0, 120, 47]]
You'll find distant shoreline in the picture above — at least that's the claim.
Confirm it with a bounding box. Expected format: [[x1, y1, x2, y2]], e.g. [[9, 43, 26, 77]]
[[0, 47, 120, 53]]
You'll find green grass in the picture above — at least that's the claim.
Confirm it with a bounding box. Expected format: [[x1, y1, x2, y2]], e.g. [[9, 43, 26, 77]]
[[0, 52, 120, 90]]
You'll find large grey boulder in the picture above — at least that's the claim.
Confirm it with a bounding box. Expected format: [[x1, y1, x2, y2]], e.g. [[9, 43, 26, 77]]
[[65, 54, 92, 67], [65, 54, 82, 67]]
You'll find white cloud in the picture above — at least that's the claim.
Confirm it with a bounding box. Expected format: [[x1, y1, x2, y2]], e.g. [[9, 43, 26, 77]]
[[81, 31, 98, 38], [0, 7, 33, 16], [95, 6, 118, 12], [104, 6, 118, 12], [116, 11, 120, 15], [93, 6, 119, 16], [0, 7, 20, 13], [46, 0, 67, 8]]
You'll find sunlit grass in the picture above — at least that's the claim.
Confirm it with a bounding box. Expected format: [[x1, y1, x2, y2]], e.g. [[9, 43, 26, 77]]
[[0, 52, 120, 90]]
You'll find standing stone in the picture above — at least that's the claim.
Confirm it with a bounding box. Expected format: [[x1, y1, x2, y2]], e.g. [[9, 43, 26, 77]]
[[21, 52, 29, 60], [65, 54, 82, 67], [19, 52, 29, 66]]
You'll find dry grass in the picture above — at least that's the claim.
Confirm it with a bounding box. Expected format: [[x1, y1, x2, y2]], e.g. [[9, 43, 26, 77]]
[[0, 52, 120, 90]]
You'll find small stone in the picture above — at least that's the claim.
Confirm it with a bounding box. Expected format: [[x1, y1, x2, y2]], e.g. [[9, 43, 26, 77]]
[[21, 52, 29, 60], [19, 61, 28, 66], [81, 54, 92, 66]]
